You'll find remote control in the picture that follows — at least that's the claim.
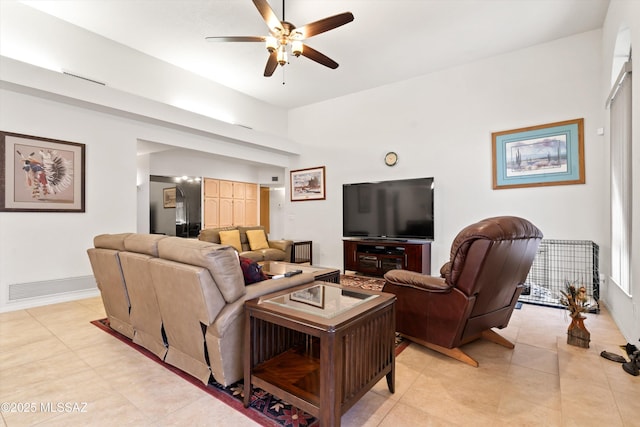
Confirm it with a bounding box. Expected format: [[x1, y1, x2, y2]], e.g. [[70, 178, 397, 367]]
[[284, 269, 303, 277]]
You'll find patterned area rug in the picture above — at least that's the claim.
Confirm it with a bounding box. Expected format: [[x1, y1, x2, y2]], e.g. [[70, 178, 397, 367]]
[[340, 274, 386, 291], [91, 275, 402, 427]]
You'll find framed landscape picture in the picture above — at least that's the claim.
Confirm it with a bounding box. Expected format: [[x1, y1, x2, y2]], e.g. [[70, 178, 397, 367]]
[[0, 131, 85, 212], [290, 285, 325, 308], [492, 118, 585, 190], [290, 166, 326, 201], [163, 187, 176, 208]]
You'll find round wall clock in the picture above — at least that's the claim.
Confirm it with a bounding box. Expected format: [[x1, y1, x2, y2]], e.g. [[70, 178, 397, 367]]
[[384, 151, 398, 166]]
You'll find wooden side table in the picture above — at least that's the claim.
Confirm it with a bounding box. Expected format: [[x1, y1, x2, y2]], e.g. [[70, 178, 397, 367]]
[[244, 282, 396, 427], [291, 240, 313, 263]]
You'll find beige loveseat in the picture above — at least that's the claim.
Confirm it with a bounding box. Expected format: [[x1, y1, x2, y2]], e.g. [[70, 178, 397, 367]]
[[198, 225, 292, 262], [87, 233, 314, 386]]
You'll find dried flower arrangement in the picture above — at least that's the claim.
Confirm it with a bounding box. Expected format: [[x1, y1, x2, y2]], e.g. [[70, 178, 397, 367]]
[[560, 281, 589, 319], [560, 281, 591, 347]]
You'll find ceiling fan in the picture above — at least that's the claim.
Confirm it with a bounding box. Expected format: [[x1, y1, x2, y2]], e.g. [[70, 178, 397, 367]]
[[206, 0, 354, 77]]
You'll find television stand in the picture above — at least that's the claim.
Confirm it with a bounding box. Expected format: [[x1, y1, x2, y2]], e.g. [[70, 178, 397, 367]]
[[343, 239, 431, 277]]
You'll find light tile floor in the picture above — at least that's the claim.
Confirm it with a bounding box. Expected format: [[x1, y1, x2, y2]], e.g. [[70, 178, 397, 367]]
[[0, 297, 638, 426]]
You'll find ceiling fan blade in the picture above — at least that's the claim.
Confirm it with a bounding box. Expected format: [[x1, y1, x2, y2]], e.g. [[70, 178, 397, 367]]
[[300, 44, 339, 69], [205, 36, 266, 42], [252, 0, 282, 34], [295, 12, 354, 39], [264, 51, 278, 77]]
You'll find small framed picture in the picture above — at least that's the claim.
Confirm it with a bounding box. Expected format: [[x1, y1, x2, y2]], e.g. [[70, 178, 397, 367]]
[[290, 285, 325, 308], [163, 187, 176, 208], [492, 118, 585, 190], [1, 131, 85, 212], [290, 166, 326, 201]]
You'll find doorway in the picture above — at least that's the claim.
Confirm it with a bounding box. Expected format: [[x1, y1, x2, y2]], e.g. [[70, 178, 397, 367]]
[[150, 175, 202, 237], [260, 186, 270, 234]]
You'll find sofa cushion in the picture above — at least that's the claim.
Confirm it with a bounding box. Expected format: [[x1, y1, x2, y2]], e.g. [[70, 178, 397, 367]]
[[94, 233, 132, 251], [239, 256, 267, 285], [123, 233, 167, 257], [238, 226, 267, 252], [157, 237, 245, 303], [260, 248, 289, 261], [239, 248, 287, 262], [239, 251, 263, 262], [87, 246, 134, 339], [219, 230, 242, 252], [246, 229, 269, 251], [198, 227, 236, 244]]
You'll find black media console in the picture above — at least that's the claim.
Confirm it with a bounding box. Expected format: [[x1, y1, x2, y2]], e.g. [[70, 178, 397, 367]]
[[343, 239, 431, 277]]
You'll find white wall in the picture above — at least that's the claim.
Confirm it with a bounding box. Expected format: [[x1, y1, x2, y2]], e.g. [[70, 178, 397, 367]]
[[136, 153, 151, 233], [601, 0, 639, 342], [0, 88, 137, 310], [288, 29, 608, 307], [148, 148, 269, 184], [268, 187, 287, 240], [0, 1, 288, 137], [0, 75, 294, 312]]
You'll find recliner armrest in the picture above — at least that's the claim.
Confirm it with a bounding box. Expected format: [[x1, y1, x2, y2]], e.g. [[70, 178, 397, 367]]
[[440, 261, 451, 278], [384, 270, 452, 293]]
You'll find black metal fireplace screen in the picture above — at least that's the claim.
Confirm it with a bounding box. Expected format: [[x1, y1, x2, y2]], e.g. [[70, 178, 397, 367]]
[[521, 239, 600, 312]]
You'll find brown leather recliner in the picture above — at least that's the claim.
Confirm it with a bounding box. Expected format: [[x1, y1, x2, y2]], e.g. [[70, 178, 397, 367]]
[[383, 216, 542, 367]]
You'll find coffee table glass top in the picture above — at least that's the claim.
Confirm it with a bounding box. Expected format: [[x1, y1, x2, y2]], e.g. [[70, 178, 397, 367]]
[[264, 283, 378, 319], [259, 261, 333, 276]]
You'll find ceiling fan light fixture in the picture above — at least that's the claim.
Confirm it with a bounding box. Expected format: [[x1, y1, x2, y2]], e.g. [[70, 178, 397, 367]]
[[206, 0, 354, 77], [277, 45, 287, 65], [291, 40, 303, 57], [265, 36, 278, 52]]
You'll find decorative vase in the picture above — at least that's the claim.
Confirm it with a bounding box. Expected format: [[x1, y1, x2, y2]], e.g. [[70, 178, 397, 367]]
[[567, 316, 590, 348]]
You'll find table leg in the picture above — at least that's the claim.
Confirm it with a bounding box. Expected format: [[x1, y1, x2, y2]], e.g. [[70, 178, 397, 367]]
[[386, 368, 395, 394], [319, 333, 341, 427], [243, 310, 252, 408], [387, 305, 396, 393]]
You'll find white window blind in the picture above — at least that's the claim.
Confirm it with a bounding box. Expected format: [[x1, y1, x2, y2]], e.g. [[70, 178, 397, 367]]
[[608, 61, 632, 295]]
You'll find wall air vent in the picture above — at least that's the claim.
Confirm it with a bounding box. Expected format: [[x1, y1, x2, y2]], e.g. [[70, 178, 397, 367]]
[[8, 275, 97, 301], [62, 70, 106, 86]]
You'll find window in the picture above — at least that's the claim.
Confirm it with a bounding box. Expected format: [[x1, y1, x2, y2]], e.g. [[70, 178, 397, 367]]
[[607, 38, 632, 294]]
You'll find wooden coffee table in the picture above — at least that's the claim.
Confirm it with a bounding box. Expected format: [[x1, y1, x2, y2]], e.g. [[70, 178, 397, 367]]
[[243, 282, 396, 427], [259, 260, 340, 283]]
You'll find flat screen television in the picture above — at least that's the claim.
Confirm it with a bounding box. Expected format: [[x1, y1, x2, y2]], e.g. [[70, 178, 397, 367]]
[[342, 177, 434, 240]]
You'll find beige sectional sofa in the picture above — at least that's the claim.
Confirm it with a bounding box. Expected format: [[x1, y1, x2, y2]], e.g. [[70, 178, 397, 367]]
[[87, 233, 314, 386], [198, 225, 292, 262]]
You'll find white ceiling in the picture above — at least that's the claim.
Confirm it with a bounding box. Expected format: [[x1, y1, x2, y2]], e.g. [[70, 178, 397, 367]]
[[21, 0, 610, 109]]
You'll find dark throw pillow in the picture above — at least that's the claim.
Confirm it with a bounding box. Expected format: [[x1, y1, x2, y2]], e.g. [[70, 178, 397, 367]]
[[239, 256, 267, 285]]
